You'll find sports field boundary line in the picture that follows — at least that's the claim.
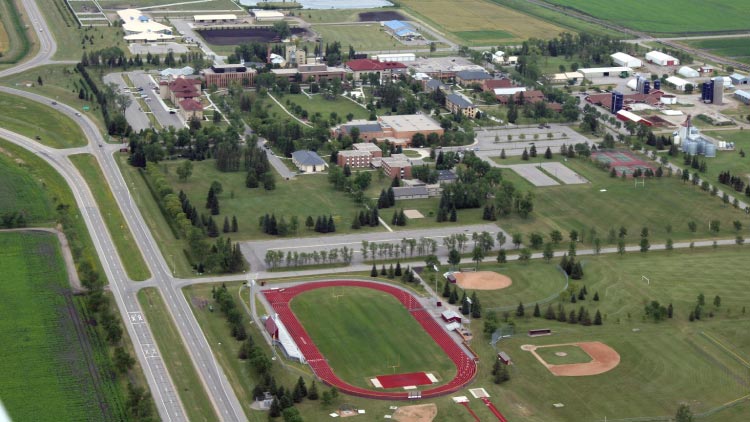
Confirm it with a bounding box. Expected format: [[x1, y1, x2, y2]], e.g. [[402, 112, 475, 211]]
[[701, 331, 750, 368]]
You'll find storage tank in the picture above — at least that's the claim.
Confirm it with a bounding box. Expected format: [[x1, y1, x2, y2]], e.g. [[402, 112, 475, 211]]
[[704, 142, 716, 157], [719, 141, 726, 149], [684, 140, 698, 155], [653, 80, 661, 90], [627, 78, 638, 91], [673, 135, 681, 145]]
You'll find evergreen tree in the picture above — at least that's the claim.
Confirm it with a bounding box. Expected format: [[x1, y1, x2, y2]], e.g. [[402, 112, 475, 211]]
[[387, 187, 395, 206], [516, 302, 525, 317], [471, 292, 481, 318], [370, 264, 378, 277], [448, 287, 458, 305], [461, 297, 470, 315], [533, 303, 541, 317], [593, 291, 600, 301], [308, 381, 319, 400], [223, 216, 230, 233], [449, 206, 457, 222], [380, 265, 387, 276], [442, 279, 451, 298], [394, 262, 402, 276], [351, 214, 361, 229], [594, 310, 603, 325], [327, 215, 336, 232], [568, 310, 578, 323], [545, 304, 556, 320], [387, 264, 394, 279], [231, 216, 238, 232], [269, 397, 281, 417]]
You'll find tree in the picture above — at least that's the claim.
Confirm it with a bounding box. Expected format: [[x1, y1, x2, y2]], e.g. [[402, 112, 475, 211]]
[[542, 243, 554, 262], [496, 249, 506, 263], [545, 304, 556, 320], [639, 237, 650, 252], [594, 310, 602, 325], [714, 295, 721, 308], [593, 291, 600, 301], [114, 347, 135, 373], [512, 233, 523, 249], [472, 246, 484, 270], [675, 404, 694, 422], [370, 264, 377, 277], [308, 381, 319, 400], [516, 302, 525, 317], [176, 160, 193, 181], [448, 249, 461, 268], [533, 303, 541, 317], [550, 230, 563, 245]]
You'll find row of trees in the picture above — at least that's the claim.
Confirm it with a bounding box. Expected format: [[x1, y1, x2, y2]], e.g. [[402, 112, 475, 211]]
[[718, 170, 747, 193], [519, 301, 603, 326], [361, 238, 438, 261], [264, 247, 355, 269]]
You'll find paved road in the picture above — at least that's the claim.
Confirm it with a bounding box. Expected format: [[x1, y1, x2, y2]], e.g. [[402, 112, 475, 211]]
[[0, 0, 56, 78], [243, 124, 297, 180], [102, 73, 152, 132], [1, 2, 246, 421]]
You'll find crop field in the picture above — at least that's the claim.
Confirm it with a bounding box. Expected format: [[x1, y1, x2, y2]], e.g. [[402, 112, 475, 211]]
[[0, 91, 86, 148], [0, 232, 112, 421], [684, 37, 750, 64], [0, 0, 33, 66], [311, 24, 414, 52], [490, 154, 749, 246], [398, 0, 566, 45], [543, 0, 750, 35], [290, 286, 456, 389]]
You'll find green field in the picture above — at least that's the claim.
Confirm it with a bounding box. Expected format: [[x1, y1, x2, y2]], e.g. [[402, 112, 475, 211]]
[[0, 91, 86, 148], [544, 0, 750, 35], [70, 154, 150, 281], [685, 37, 750, 63], [0, 0, 33, 66], [675, 131, 750, 193], [399, 0, 567, 45], [0, 145, 56, 222], [0, 65, 107, 132], [160, 158, 390, 239], [282, 93, 371, 122], [138, 288, 217, 422], [490, 154, 749, 246], [0, 232, 109, 421], [312, 24, 415, 52], [98, 0, 242, 11], [535, 344, 592, 365], [290, 286, 456, 389]]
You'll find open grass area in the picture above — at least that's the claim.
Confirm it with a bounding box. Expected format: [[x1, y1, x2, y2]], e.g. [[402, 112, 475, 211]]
[[0, 0, 35, 66], [676, 131, 750, 191], [281, 93, 370, 121], [0, 91, 86, 148], [535, 344, 592, 365], [489, 154, 749, 246], [160, 158, 389, 239], [544, 0, 750, 35], [398, 0, 567, 45], [39, 1, 126, 61], [684, 37, 750, 64], [0, 145, 56, 223], [138, 287, 217, 422], [70, 154, 150, 281], [0, 232, 112, 421], [98, 0, 242, 11], [0, 64, 106, 132], [290, 286, 456, 389], [311, 24, 414, 52]]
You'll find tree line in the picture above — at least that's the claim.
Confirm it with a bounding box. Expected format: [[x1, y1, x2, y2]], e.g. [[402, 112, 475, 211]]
[[264, 247, 355, 269]]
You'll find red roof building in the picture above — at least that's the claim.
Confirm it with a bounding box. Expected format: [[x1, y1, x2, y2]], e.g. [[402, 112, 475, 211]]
[[482, 78, 512, 92], [586, 90, 664, 111], [345, 58, 408, 81], [178, 98, 203, 120], [159, 77, 201, 104]]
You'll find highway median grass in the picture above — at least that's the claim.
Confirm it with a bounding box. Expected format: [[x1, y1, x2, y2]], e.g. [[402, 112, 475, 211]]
[[0, 91, 87, 148], [0, 0, 34, 66], [138, 287, 218, 422], [70, 153, 150, 281]]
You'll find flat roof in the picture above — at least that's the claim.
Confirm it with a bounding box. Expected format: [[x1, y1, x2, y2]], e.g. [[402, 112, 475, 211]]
[[194, 14, 237, 20], [579, 67, 631, 74], [381, 156, 411, 167], [352, 142, 382, 152], [338, 149, 372, 157], [493, 87, 526, 96], [251, 10, 285, 18], [647, 51, 678, 61], [379, 114, 442, 132]]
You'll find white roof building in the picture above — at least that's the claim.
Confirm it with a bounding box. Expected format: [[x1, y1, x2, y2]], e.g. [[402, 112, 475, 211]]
[[646, 51, 680, 66], [194, 14, 237, 22], [578, 67, 631, 78], [266, 314, 305, 363], [493, 87, 527, 96], [666, 76, 691, 91], [118, 9, 172, 36], [491, 51, 505, 64], [373, 53, 416, 62], [678, 66, 700, 78], [251, 10, 285, 21], [611, 52, 642, 68]]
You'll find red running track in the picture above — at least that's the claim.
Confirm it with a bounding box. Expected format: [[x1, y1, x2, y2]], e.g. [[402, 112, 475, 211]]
[[262, 280, 478, 400], [481, 397, 509, 422], [376, 372, 432, 388]]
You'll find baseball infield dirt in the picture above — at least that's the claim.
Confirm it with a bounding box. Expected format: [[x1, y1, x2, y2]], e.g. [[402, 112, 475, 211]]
[[393, 404, 437, 422], [525, 341, 620, 376], [454, 271, 512, 290]]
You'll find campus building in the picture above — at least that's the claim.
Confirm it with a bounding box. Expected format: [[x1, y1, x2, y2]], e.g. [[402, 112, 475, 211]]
[[271, 63, 346, 83], [202, 64, 256, 88], [178, 99, 203, 121], [117, 9, 174, 43], [332, 115, 444, 144], [382, 20, 422, 41], [381, 155, 412, 179], [445, 93, 478, 118], [344, 58, 408, 81], [159, 77, 202, 104], [455, 70, 492, 86], [291, 150, 327, 173], [337, 150, 375, 168]]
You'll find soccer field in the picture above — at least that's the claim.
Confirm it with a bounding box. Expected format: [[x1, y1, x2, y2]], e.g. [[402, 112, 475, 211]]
[[290, 286, 456, 389]]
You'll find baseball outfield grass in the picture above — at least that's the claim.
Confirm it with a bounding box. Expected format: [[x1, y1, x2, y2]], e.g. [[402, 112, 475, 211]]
[[290, 286, 456, 389]]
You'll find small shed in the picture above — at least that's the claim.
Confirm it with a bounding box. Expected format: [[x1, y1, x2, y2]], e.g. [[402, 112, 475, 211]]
[[441, 309, 462, 323], [497, 351, 512, 365], [443, 272, 457, 283], [730, 73, 750, 86]]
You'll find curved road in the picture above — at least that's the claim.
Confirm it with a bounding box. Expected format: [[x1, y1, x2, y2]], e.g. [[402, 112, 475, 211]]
[[1, 2, 246, 422]]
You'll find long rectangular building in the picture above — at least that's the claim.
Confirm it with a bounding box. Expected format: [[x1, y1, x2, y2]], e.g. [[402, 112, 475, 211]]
[[202, 64, 256, 88]]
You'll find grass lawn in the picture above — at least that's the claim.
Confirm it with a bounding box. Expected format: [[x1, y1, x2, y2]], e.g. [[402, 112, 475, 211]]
[[488, 154, 749, 246], [535, 344, 592, 365], [683, 37, 750, 64], [161, 158, 389, 239], [290, 287, 456, 389], [281, 93, 370, 121], [544, 0, 750, 35], [0, 145, 56, 222], [98, 0, 242, 11], [116, 154, 195, 277], [0, 64, 107, 132], [0, 0, 34, 66], [0, 91, 86, 148], [70, 154, 150, 281], [398, 0, 566, 45], [138, 288, 217, 422], [0, 232, 111, 421], [185, 280, 479, 422], [38, 2, 127, 61], [311, 24, 414, 52], [696, 130, 750, 181]]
